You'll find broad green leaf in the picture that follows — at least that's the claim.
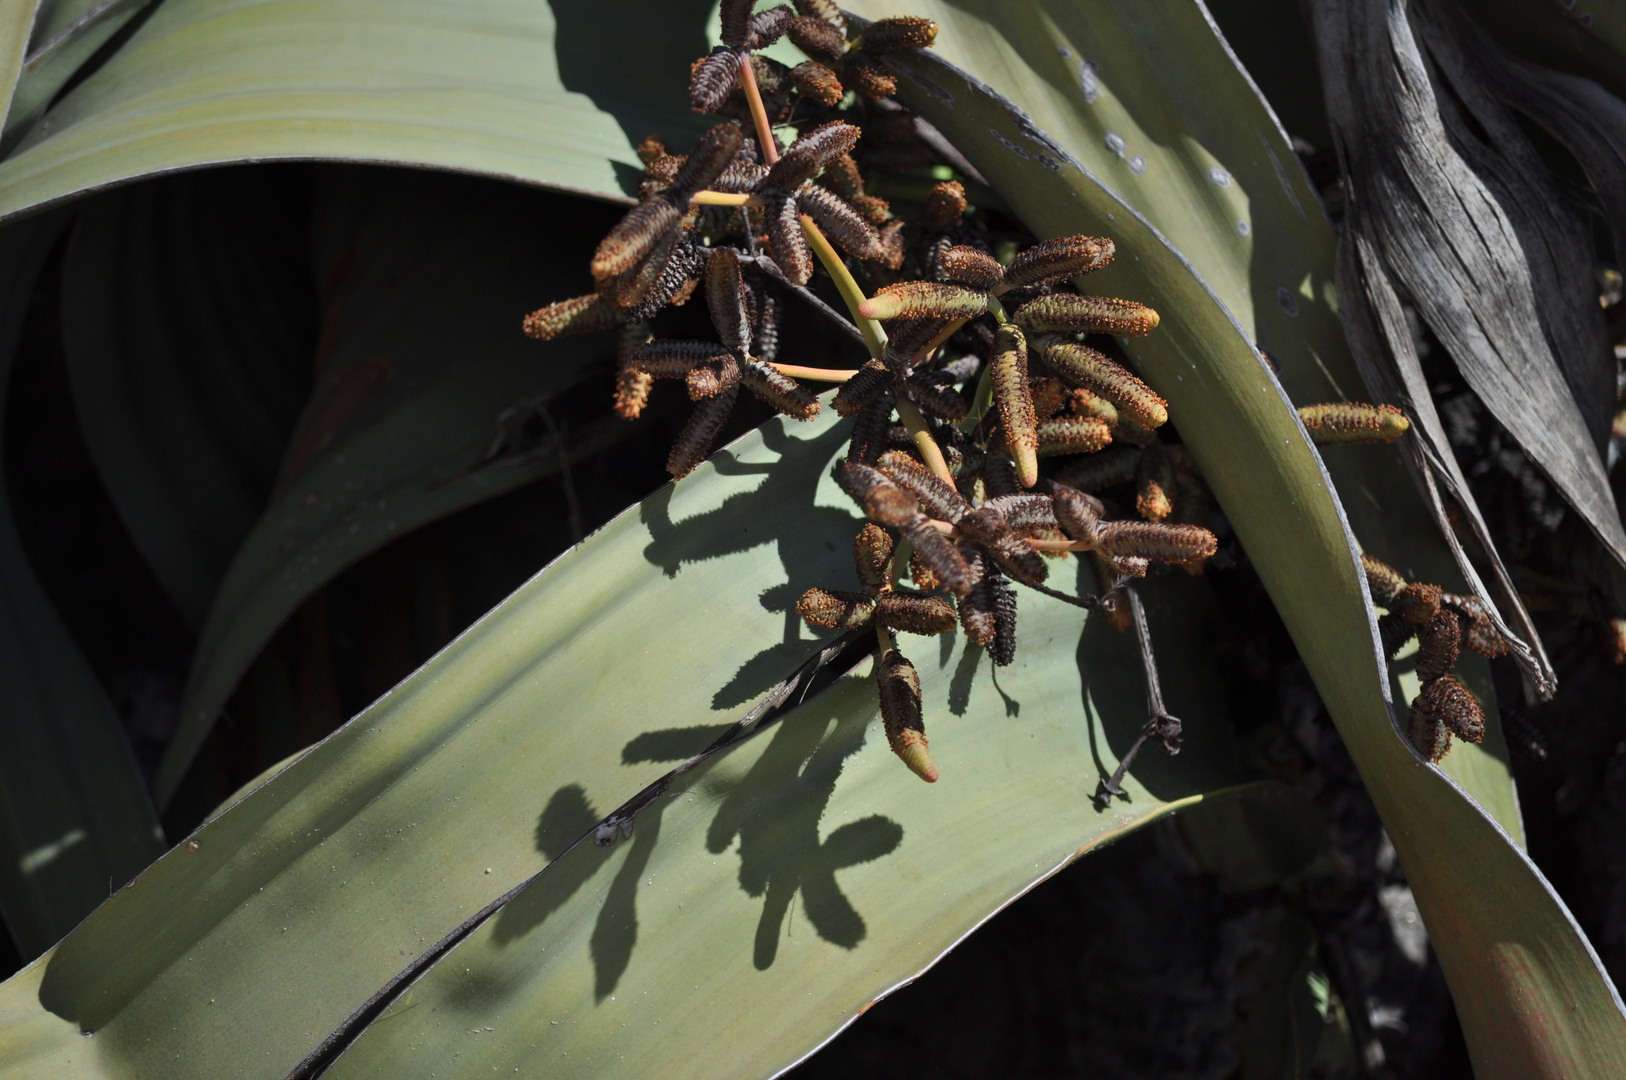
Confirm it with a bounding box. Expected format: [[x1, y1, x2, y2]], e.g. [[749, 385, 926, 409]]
[[60, 167, 312, 627], [3, 0, 153, 142], [321, 651, 1277, 1080], [0, 1, 33, 131], [0, 401, 1263, 1079], [153, 167, 628, 804], [869, 30, 1625, 1077], [845, 0, 1520, 835], [0, 210, 164, 960], [0, 0, 720, 221]]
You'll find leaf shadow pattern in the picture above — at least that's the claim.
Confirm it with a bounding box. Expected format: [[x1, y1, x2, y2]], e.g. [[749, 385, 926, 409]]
[[491, 785, 614, 947], [704, 709, 902, 970], [640, 421, 862, 710], [546, 0, 715, 185]]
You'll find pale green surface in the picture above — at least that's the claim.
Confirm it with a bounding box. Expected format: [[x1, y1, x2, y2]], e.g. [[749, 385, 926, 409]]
[[3, 0, 150, 141], [846, 0, 1521, 841], [152, 168, 625, 803], [878, 36, 1626, 1079], [0, 211, 165, 960], [0, 402, 1259, 1079], [0, 0, 723, 221], [0, 0, 35, 129]]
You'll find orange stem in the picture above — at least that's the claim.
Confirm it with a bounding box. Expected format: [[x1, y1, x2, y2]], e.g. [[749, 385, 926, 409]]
[[769, 363, 860, 382], [738, 53, 779, 165]]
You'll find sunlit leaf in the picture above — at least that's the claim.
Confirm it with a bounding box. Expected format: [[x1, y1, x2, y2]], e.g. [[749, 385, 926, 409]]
[[0, 0, 722, 220], [0, 402, 1263, 1078]]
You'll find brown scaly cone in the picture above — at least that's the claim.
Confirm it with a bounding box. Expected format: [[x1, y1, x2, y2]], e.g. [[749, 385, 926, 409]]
[[878, 648, 938, 782]]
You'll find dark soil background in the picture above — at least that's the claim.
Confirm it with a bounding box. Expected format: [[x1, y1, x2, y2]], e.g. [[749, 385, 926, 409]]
[[3, 54, 1625, 1080]]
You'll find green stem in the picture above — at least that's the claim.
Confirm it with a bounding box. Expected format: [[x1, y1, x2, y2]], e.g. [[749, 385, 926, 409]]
[[799, 214, 888, 359], [896, 397, 956, 485], [986, 295, 1009, 325]]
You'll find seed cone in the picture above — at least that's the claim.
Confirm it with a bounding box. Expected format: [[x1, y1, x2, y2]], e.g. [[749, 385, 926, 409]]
[[789, 14, 845, 60], [797, 185, 882, 259], [860, 16, 938, 53], [1408, 706, 1452, 763], [939, 246, 1004, 291], [840, 462, 919, 526], [844, 50, 897, 97], [1360, 553, 1408, 605], [719, 0, 754, 46], [691, 47, 742, 113], [797, 587, 877, 630], [705, 247, 750, 354], [906, 519, 973, 596], [854, 524, 894, 591], [592, 198, 684, 281], [878, 649, 937, 782], [921, 181, 967, 231], [745, 5, 796, 49], [1393, 582, 1443, 625], [763, 120, 862, 191], [877, 593, 958, 635], [1379, 612, 1415, 660], [1416, 609, 1461, 682], [788, 60, 844, 105], [1299, 402, 1410, 445], [990, 569, 1018, 666], [670, 123, 746, 196], [1015, 294, 1159, 336], [859, 281, 988, 321], [1049, 483, 1104, 545], [1095, 521, 1217, 564], [847, 392, 895, 464], [1416, 674, 1485, 744], [833, 360, 894, 417], [611, 324, 655, 421], [523, 293, 620, 341], [1002, 236, 1115, 290], [985, 493, 1057, 532], [991, 324, 1038, 487], [1035, 339, 1167, 429], [630, 338, 734, 377], [1036, 416, 1112, 457], [959, 508, 1048, 586], [766, 195, 815, 284], [1136, 444, 1175, 521], [685, 353, 742, 399], [959, 548, 997, 645], [741, 359, 820, 419], [668, 384, 739, 479], [879, 451, 968, 523]]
